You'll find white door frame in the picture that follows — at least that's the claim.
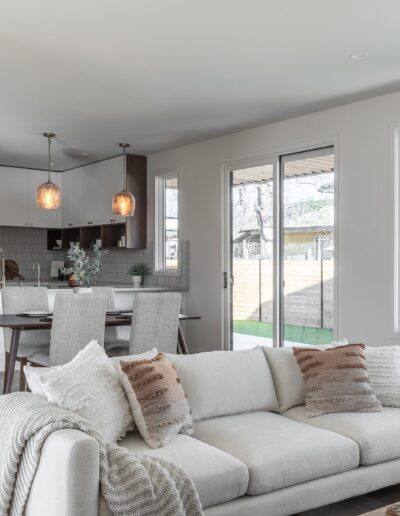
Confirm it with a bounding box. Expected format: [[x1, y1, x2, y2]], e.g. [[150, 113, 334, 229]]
[[221, 137, 339, 351]]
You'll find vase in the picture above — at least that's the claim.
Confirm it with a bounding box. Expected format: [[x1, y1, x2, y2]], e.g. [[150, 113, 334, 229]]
[[131, 275, 142, 287]]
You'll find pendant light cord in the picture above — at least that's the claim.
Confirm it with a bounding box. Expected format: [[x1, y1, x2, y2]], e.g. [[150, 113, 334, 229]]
[[47, 135, 51, 182], [123, 145, 127, 191]]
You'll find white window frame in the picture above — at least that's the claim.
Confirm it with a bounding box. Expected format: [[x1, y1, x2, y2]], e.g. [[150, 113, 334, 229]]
[[155, 170, 180, 274], [393, 126, 400, 337]]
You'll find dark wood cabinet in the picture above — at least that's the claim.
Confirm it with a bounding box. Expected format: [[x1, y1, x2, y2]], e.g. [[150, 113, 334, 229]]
[[46, 153, 147, 251], [126, 155, 147, 249]]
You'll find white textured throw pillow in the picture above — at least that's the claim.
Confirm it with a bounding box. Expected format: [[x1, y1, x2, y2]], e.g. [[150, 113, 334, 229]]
[[25, 340, 133, 442], [364, 346, 400, 407]]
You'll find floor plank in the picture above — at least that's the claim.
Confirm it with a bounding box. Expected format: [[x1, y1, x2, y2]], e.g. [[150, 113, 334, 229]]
[[1, 373, 399, 515], [295, 484, 400, 515]]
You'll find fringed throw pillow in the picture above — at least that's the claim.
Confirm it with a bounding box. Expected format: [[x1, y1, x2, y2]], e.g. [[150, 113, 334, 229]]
[[293, 343, 381, 417], [120, 353, 193, 448], [364, 346, 400, 407]]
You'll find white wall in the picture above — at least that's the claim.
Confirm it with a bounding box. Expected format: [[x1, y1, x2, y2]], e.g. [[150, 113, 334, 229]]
[[147, 91, 400, 352]]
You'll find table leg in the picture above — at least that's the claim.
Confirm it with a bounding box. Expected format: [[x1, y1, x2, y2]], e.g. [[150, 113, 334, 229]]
[[4, 329, 20, 395], [177, 324, 189, 354]]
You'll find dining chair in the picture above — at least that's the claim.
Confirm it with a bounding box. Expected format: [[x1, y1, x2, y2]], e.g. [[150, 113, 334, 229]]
[[92, 287, 130, 352], [30, 293, 107, 366], [127, 292, 181, 355], [1, 286, 51, 391]]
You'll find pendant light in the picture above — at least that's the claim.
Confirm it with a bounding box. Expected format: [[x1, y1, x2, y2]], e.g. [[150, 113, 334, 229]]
[[36, 132, 62, 210], [112, 143, 135, 217]]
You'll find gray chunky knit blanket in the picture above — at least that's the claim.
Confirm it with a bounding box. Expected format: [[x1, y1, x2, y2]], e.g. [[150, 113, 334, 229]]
[[0, 393, 203, 516]]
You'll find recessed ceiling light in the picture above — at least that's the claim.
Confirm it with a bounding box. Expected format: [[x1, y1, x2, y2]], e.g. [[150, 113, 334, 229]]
[[349, 52, 369, 60], [81, 152, 89, 156]]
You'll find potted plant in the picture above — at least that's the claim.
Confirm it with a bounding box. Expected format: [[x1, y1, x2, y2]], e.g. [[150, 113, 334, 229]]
[[127, 263, 150, 287], [67, 244, 108, 290]]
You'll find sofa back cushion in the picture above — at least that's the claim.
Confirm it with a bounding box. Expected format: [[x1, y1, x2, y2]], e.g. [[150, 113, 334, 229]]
[[262, 346, 306, 413], [167, 347, 278, 421]]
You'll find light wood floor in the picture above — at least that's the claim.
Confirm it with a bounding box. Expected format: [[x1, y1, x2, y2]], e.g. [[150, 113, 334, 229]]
[[1, 371, 399, 515]]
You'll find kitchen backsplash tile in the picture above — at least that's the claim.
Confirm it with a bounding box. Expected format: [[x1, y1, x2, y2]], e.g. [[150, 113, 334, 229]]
[[0, 226, 189, 289]]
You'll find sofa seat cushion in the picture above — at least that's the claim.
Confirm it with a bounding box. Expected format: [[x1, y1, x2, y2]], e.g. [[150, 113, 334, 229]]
[[284, 405, 400, 466], [100, 431, 249, 511], [193, 411, 359, 495]]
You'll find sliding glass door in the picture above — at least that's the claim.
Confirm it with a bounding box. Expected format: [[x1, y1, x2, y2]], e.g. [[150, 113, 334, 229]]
[[227, 146, 335, 349], [230, 162, 275, 350], [282, 149, 335, 346]]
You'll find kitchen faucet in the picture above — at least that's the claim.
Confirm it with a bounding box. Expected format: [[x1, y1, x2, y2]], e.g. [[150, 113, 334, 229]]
[[0, 249, 5, 289], [33, 262, 41, 287]]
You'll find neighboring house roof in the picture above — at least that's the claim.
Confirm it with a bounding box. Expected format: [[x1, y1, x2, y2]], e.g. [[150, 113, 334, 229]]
[[234, 225, 333, 242]]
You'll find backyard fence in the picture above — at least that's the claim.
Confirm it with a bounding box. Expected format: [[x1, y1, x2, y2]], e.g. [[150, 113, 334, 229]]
[[232, 259, 334, 329]]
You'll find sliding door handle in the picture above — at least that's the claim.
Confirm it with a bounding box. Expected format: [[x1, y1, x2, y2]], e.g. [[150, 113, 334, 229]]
[[223, 272, 235, 288]]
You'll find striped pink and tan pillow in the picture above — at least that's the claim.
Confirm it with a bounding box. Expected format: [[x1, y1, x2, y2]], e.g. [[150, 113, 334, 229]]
[[293, 344, 381, 417], [120, 353, 193, 448]]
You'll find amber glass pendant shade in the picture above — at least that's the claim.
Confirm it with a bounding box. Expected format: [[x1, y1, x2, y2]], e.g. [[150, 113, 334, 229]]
[[37, 132, 62, 210], [113, 142, 135, 217], [36, 180, 62, 209], [112, 189, 135, 216]]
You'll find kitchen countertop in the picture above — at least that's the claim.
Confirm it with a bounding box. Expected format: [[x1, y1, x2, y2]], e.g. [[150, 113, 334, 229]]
[[4, 281, 186, 292]]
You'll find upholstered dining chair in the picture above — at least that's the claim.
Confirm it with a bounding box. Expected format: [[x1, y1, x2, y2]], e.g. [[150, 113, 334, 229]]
[[1, 286, 51, 391], [92, 287, 130, 352], [30, 293, 107, 366], [110, 292, 182, 356]]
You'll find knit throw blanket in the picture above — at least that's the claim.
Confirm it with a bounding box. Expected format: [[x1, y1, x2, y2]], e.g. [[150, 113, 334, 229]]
[[0, 393, 203, 516]]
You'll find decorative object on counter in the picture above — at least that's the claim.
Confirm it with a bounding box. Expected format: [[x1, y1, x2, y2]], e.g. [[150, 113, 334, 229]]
[[96, 239, 102, 248], [67, 273, 77, 287], [112, 143, 135, 217], [67, 244, 108, 288], [50, 260, 65, 278], [36, 132, 62, 210], [127, 263, 150, 287], [4, 260, 25, 281]]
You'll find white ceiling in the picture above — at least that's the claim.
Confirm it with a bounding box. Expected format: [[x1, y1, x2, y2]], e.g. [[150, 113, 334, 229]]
[[1, 0, 400, 171]]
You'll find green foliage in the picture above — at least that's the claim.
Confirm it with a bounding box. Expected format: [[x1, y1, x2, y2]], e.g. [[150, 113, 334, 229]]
[[127, 263, 150, 277], [67, 244, 108, 288]]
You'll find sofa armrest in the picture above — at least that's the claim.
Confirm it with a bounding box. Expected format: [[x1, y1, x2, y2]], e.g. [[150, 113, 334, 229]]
[[25, 429, 99, 516]]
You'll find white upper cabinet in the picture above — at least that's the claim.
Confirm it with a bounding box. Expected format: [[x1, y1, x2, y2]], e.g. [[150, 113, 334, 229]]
[[80, 161, 103, 226], [60, 169, 82, 227], [101, 156, 126, 224], [0, 167, 29, 227], [28, 170, 60, 228]]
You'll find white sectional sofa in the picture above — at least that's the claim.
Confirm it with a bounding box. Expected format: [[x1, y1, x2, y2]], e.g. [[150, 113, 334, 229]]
[[25, 346, 400, 516]]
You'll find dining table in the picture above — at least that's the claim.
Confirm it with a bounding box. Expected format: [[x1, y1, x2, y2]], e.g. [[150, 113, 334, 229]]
[[0, 313, 201, 394]]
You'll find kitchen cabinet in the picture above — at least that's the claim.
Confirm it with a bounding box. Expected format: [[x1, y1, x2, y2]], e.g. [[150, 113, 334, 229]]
[[80, 162, 103, 226], [28, 170, 60, 228], [101, 157, 126, 225], [60, 169, 82, 227], [0, 167, 29, 227]]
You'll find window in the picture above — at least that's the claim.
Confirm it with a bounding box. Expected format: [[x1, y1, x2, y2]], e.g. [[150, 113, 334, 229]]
[[155, 173, 179, 271]]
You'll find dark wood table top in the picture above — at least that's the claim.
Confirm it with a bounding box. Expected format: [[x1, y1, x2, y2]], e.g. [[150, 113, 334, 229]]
[[0, 313, 201, 330]]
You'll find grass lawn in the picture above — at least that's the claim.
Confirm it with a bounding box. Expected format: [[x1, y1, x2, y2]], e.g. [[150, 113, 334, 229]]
[[233, 320, 333, 345]]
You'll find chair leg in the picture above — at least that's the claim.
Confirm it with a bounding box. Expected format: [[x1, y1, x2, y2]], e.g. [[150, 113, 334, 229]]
[[19, 358, 27, 392], [3, 351, 10, 393]]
